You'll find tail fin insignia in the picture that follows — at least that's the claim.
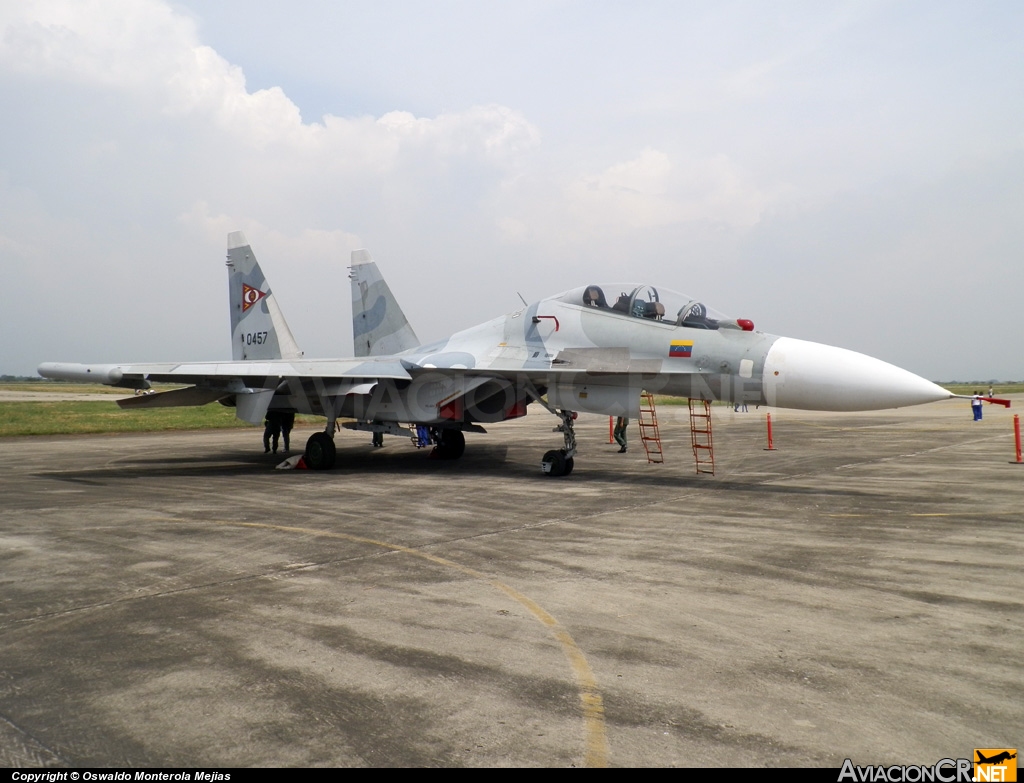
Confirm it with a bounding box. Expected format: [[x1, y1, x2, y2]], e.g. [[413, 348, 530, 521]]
[[241, 284, 267, 312]]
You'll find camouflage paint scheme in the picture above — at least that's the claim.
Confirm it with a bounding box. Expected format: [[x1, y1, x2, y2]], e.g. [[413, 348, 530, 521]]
[[227, 231, 302, 363], [39, 232, 952, 473], [350, 249, 419, 358]]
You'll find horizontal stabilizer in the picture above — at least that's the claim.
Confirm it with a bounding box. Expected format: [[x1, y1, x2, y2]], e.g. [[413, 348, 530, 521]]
[[116, 387, 229, 409]]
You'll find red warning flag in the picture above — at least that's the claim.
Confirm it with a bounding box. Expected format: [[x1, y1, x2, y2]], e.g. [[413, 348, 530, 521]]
[[983, 397, 1012, 408]]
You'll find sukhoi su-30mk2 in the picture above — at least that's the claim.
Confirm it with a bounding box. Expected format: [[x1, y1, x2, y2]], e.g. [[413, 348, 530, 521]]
[[40, 232, 954, 476]]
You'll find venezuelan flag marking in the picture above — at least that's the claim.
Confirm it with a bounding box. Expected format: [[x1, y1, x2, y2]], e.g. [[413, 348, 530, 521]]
[[669, 340, 693, 358]]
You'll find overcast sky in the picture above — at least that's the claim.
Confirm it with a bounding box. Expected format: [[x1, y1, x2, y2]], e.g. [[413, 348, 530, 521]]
[[1, 0, 1021, 381]]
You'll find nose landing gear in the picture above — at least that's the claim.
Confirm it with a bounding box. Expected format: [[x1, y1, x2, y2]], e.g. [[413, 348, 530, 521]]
[[541, 409, 577, 477]]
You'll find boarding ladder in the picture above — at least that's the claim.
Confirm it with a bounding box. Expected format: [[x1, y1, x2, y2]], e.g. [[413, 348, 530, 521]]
[[688, 398, 715, 475], [638, 392, 664, 464]]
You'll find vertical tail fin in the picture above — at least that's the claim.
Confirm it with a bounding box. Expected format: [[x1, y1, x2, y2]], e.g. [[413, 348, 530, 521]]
[[226, 232, 303, 361], [349, 249, 419, 357]]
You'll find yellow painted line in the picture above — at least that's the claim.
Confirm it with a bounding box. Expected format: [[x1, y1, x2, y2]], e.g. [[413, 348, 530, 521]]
[[232, 521, 610, 768], [489, 581, 607, 767]]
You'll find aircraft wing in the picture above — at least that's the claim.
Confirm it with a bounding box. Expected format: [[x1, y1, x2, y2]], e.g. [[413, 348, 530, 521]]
[[40, 344, 706, 425], [38, 358, 413, 424], [38, 358, 412, 387]]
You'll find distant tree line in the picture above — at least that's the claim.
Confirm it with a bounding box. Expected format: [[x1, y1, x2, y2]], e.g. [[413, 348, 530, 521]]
[[938, 380, 1022, 385]]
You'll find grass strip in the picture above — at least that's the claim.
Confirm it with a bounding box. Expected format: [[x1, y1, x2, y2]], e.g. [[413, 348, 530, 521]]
[[0, 400, 320, 437]]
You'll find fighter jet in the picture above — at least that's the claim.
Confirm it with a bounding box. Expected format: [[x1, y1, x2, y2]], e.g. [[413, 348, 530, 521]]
[[39, 232, 955, 476]]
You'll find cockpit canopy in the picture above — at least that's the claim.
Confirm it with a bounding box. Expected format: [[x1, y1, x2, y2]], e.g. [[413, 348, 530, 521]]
[[554, 284, 741, 330]]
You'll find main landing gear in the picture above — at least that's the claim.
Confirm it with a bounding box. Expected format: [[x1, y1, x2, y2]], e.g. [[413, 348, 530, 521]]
[[305, 424, 337, 470], [433, 428, 466, 460], [541, 409, 577, 477]]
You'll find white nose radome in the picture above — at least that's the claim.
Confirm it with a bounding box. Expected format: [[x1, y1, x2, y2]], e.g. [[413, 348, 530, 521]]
[[762, 337, 951, 411]]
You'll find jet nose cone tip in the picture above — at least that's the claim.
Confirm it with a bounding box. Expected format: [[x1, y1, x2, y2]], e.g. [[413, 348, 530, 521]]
[[763, 337, 950, 411]]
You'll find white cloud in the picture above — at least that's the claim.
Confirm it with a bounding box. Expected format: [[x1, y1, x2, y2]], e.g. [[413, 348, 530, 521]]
[[165, 47, 307, 149], [0, 2, 540, 160], [177, 201, 363, 267], [376, 106, 540, 161], [0, 0, 194, 87], [513, 149, 772, 242]]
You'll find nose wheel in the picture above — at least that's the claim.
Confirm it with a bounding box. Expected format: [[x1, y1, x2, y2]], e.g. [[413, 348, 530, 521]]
[[541, 410, 577, 477], [541, 449, 574, 476]]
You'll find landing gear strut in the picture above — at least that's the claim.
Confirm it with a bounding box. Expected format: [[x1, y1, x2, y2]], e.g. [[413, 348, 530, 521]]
[[541, 410, 577, 477]]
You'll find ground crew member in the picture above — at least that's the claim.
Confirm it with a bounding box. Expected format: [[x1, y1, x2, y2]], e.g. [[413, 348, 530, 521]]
[[263, 410, 282, 453], [280, 410, 295, 452], [613, 416, 629, 453]]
